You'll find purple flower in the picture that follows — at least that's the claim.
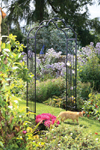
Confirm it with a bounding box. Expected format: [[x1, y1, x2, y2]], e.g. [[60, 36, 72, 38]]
[[90, 42, 94, 46], [21, 52, 26, 55]]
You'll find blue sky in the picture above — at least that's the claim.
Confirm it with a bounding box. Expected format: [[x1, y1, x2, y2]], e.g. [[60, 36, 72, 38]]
[[88, 3, 100, 19]]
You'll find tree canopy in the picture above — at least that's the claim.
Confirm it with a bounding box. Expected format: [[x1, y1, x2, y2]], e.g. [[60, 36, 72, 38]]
[[2, 0, 100, 47]]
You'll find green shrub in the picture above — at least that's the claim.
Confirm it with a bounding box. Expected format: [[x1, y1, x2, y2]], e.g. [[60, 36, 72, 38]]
[[77, 81, 91, 100], [43, 81, 91, 111], [28, 77, 66, 103], [43, 90, 77, 110], [43, 96, 65, 108]]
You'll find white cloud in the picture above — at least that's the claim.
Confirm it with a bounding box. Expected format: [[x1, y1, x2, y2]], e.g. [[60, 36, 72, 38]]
[[88, 3, 100, 19]]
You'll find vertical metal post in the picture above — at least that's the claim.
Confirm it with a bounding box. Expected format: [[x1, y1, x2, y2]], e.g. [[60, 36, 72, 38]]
[[34, 34, 36, 119], [0, 8, 2, 52], [26, 39, 29, 114], [75, 36, 77, 110], [66, 39, 68, 110]]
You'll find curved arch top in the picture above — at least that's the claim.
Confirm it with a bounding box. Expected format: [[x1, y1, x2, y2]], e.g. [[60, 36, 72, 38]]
[[27, 18, 77, 40]]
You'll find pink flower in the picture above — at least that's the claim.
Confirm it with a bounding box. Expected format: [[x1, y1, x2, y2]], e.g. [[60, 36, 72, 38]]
[[41, 115, 50, 120], [52, 119, 60, 125], [36, 114, 41, 119], [35, 118, 43, 124], [35, 113, 60, 128], [44, 120, 52, 128], [22, 130, 27, 134]]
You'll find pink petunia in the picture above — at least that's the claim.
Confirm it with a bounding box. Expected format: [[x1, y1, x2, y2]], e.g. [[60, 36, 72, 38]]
[[41, 114, 50, 120], [35, 118, 43, 124], [44, 120, 52, 128], [36, 114, 42, 119], [35, 113, 60, 128]]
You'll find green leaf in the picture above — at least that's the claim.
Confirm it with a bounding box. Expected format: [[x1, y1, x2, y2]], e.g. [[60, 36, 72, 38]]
[[0, 95, 2, 101], [1, 43, 5, 49], [0, 141, 4, 148], [6, 43, 11, 50]]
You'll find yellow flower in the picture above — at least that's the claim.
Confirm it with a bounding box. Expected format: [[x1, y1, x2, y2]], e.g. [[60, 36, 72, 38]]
[[27, 127, 33, 133], [33, 135, 39, 139]]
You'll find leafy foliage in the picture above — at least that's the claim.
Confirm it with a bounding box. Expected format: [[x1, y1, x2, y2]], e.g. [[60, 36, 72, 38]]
[[3, 0, 100, 46], [33, 124, 100, 149], [26, 77, 65, 103], [78, 43, 100, 92], [0, 34, 39, 149], [83, 93, 100, 121], [25, 22, 75, 54]]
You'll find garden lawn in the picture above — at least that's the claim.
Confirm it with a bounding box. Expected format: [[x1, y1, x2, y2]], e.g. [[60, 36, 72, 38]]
[[19, 99, 100, 140]]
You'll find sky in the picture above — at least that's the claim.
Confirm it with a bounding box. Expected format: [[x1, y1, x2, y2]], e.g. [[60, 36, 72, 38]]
[[87, 3, 100, 19]]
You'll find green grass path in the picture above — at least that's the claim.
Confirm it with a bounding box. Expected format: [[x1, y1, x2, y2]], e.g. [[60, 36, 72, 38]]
[[19, 100, 100, 140]]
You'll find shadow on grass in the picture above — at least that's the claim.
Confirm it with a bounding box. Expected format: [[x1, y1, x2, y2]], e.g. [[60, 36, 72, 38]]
[[81, 117, 100, 127], [63, 120, 88, 128], [64, 121, 78, 125]]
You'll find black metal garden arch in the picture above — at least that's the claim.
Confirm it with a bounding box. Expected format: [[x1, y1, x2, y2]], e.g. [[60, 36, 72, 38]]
[[27, 18, 77, 118]]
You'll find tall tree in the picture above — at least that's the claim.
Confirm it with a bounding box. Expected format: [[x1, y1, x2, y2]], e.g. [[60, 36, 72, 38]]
[[2, 0, 100, 46], [2, 0, 93, 27]]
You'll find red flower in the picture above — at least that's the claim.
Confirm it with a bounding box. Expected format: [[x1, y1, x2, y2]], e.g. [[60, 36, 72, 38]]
[[87, 114, 89, 117], [95, 132, 98, 135], [95, 105, 98, 108]]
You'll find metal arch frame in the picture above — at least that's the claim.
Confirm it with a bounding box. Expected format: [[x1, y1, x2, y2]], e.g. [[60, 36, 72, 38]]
[[27, 18, 77, 116]]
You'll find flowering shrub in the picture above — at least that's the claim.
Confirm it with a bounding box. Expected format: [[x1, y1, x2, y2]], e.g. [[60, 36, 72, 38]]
[[22, 48, 75, 81], [35, 113, 60, 129], [22, 48, 65, 80], [78, 42, 100, 91], [83, 93, 100, 120], [78, 42, 100, 65]]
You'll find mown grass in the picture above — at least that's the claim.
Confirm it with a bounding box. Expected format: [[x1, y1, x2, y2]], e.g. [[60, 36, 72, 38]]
[[19, 99, 100, 140]]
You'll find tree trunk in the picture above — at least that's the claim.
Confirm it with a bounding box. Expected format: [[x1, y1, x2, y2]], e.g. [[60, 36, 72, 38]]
[[35, 0, 45, 22]]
